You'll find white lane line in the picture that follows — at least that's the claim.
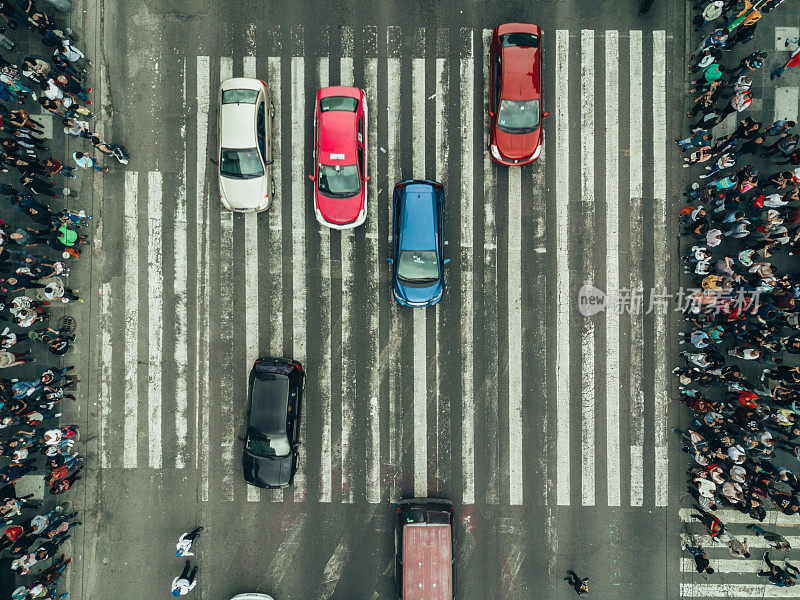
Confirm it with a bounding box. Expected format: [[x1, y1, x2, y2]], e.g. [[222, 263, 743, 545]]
[[147, 171, 163, 470], [99, 282, 111, 469], [365, 56, 381, 504], [219, 57, 234, 501], [175, 62, 189, 470], [317, 541, 350, 600], [461, 38, 476, 506], [123, 170, 138, 469], [340, 54, 355, 504], [316, 56, 333, 503], [580, 29, 595, 508], [653, 30, 668, 508], [267, 55, 285, 503], [243, 50, 257, 454], [680, 558, 770, 574], [682, 534, 800, 549], [679, 583, 800, 598], [387, 53, 402, 504], [245, 210, 259, 503], [508, 165, 523, 507], [266, 514, 307, 587], [197, 56, 211, 500], [291, 56, 306, 502], [628, 30, 644, 508], [412, 56, 427, 498], [605, 30, 621, 508], [555, 29, 571, 506], [679, 507, 800, 526]]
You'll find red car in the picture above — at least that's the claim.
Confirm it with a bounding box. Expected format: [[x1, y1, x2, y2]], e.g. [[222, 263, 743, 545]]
[[488, 23, 547, 166], [310, 86, 369, 229]]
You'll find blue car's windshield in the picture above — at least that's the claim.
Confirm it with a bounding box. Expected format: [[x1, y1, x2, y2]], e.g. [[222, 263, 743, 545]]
[[397, 250, 439, 283]]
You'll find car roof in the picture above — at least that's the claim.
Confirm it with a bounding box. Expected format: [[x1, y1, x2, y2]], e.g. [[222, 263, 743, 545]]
[[400, 184, 437, 250], [220, 102, 257, 149], [249, 372, 289, 437], [318, 109, 357, 164], [501, 46, 540, 100]]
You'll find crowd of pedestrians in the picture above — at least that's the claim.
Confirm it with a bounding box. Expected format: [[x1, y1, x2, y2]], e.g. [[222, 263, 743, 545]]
[[680, 0, 800, 588]]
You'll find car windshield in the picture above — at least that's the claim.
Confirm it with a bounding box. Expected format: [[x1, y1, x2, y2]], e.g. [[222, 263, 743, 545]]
[[500, 32, 539, 48], [246, 433, 290, 458], [497, 99, 540, 133], [220, 148, 264, 179], [222, 88, 259, 104], [318, 164, 360, 197], [320, 96, 359, 112], [397, 250, 439, 283]]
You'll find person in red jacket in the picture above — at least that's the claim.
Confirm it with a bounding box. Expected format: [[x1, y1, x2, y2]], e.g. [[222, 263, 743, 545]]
[[771, 45, 800, 80]]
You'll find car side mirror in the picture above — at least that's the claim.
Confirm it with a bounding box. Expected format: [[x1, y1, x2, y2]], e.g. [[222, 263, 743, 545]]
[[292, 442, 301, 450], [542, 111, 550, 118], [308, 174, 315, 181], [443, 258, 451, 265], [487, 110, 494, 118], [210, 158, 218, 166], [265, 159, 274, 166], [387, 257, 394, 264]]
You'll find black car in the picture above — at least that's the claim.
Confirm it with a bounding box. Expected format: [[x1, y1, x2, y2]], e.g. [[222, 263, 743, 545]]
[[242, 357, 304, 488]]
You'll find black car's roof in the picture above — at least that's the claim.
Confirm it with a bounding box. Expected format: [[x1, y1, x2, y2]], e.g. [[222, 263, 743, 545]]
[[249, 372, 289, 437]]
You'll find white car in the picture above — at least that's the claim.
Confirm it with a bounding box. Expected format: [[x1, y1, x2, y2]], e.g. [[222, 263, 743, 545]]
[[230, 595, 275, 600], [217, 78, 275, 212]]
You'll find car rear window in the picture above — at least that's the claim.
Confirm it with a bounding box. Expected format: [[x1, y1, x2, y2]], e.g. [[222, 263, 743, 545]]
[[320, 96, 359, 112], [222, 89, 259, 104], [500, 32, 538, 48]]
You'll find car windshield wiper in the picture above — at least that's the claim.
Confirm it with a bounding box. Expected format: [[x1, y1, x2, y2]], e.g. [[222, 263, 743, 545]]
[[222, 171, 246, 179]]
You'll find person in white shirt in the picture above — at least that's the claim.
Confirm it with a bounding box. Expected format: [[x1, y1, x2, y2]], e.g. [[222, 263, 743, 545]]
[[176, 526, 203, 557], [172, 561, 199, 597]]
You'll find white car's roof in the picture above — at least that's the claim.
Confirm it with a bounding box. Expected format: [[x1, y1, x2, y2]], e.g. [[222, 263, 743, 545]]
[[220, 103, 257, 148], [230, 595, 275, 600]]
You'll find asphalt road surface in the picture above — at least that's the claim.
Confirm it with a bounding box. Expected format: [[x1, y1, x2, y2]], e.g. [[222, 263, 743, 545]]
[[67, 0, 696, 599]]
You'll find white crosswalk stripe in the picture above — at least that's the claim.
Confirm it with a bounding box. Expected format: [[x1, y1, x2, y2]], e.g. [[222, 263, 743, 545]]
[[97, 27, 670, 508]]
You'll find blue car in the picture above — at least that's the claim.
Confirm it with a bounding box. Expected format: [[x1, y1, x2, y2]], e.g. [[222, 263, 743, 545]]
[[389, 180, 450, 307]]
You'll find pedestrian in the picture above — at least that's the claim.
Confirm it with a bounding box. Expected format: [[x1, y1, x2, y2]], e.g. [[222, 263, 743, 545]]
[[767, 119, 795, 137], [776, 148, 800, 166], [696, 1, 724, 30], [763, 133, 799, 158], [564, 570, 589, 595], [759, 551, 793, 586], [747, 524, 792, 551], [176, 527, 204, 557], [717, 90, 753, 123], [730, 50, 767, 78], [72, 151, 106, 173], [772, 46, 800, 80], [172, 560, 199, 596], [684, 541, 715, 574]]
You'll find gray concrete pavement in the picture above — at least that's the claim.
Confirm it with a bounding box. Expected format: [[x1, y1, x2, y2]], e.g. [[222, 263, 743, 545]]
[[67, 1, 704, 600]]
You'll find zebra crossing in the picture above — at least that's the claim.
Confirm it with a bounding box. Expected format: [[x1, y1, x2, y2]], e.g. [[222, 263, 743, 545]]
[[679, 508, 800, 599], [95, 27, 672, 507]]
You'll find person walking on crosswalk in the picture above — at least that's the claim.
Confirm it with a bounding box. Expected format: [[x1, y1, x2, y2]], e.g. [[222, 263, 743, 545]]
[[176, 526, 203, 557], [171, 560, 199, 596], [683, 540, 715, 574], [759, 552, 795, 587], [747, 524, 792, 551]]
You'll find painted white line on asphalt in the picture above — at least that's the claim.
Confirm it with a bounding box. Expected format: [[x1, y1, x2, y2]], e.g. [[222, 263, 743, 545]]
[[99, 282, 111, 469], [175, 62, 189, 470], [683, 535, 800, 549], [555, 29, 571, 506], [461, 38, 476, 507], [508, 165, 523, 507], [680, 558, 771, 574], [365, 56, 381, 504], [340, 54, 355, 504], [245, 209, 259, 503], [197, 55, 211, 500], [412, 56, 427, 498], [628, 30, 644, 508], [605, 29, 621, 507], [316, 56, 333, 503], [679, 583, 800, 598], [291, 56, 306, 503], [244, 55, 256, 79], [147, 171, 163, 470], [219, 57, 234, 501], [266, 55, 284, 503], [318, 541, 350, 600], [387, 53, 402, 504], [266, 514, 307, 586], [679, 507, 800, 526], [580, 29, 595, 508], [478, 29, 493, 507], [653, 30, 668, 508], [123, 170, 138, 470]]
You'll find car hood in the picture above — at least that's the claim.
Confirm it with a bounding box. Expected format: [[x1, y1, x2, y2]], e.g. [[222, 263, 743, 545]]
[[242, 451, 293, 487], [495, 127, 541, 161], [220, 174, 267, 210], [394, 277, 442, 306], [315, 189, 364, 225]]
